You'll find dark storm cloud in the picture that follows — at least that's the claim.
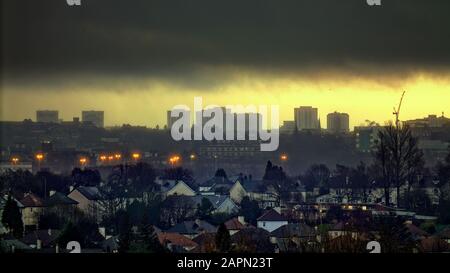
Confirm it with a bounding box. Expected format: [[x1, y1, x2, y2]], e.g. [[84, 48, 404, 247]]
[[2, 0, 450, 84]]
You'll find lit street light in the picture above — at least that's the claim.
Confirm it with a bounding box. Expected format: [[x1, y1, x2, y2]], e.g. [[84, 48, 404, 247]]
[[132, 153, 141, 161], [11, 157, 19, 164]]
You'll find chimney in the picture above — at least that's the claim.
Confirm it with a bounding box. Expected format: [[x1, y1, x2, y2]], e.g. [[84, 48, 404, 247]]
[[36, 239, 42, 250], [274, 207, 282, 214], [237, 216, 246, 225], [194, 219, 201, 226], [55, 244, 59, 253], [69, 186, 74, 192], [48, 229, 52, 236], [49, 190, 56, 197]]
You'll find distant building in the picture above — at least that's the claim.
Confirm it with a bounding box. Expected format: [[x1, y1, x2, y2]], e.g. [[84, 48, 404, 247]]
[[294, 106, 319, 130], [36, 110, 59, 123], [404, 114, 450, 128], [354, 126, 383, 153], [280, 121, 296, 134], [257, 209, 288, 233], [167, 110, 178, 131], [82, 111, 104, 127], [327, 112, 350, 133]]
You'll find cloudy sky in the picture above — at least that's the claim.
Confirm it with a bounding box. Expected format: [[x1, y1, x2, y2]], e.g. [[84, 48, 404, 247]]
[[1, 0, 450, 128]]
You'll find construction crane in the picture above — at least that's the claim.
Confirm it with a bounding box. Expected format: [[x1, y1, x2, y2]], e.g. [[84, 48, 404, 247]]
[[393, 90, 406, 128]]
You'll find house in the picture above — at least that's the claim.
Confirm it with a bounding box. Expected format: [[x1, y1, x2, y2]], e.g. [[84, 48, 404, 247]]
[[22, 229, 60, 249], [157, 232, 198, 252], [199, 175, 238, 195], [45, 191, 78, 219], [191, 195, 239, 215], [230, 180, 279, 208], [160, 195, 239, 218], [224, 216, 253, 235], [270, 223, 317, 252], [160, 180, 196, 198], [230, 227, 275, 253], [18, 193, 46, 230], [166, 219, 217, 239], [67, 186, 101, 219], [191, 232, 216, 253], [327, 222, 360, 239], [257, 209, 288, 232]]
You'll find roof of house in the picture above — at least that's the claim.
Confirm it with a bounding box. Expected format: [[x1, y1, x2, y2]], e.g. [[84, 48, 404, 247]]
[[271, 223, 316, 238], [160, 180, 195, 193], [45, 192, 78, 206], [74, 186, 101, 200], [230, 227, 271, 243], [224, 218, 247, 230], [167, 220, 217, 235], [240, 180, 267, 193], [191, 195, 233, 209], [202, 176, 231, 187], [157, 232, 198, 249], [257, 209, 287, 222], [19, 193, 45, 207]]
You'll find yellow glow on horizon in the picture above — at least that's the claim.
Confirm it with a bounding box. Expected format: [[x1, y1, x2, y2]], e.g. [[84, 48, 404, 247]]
[[1, 71, 449, 130]]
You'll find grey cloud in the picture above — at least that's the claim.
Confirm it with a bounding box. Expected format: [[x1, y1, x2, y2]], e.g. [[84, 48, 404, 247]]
[[2, 0, 450, 86]]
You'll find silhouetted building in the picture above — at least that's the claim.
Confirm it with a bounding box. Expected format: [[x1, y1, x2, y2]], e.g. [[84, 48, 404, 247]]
[[404, 114, 450, 128], [294, 106, 319, 130], [280, 121, 296, 134], [327, 112, 349, 133], [354, 126, 382, 153], [167, 110, 178, 131], [36, 110, 59, 123], [82, 111, 104, 127]]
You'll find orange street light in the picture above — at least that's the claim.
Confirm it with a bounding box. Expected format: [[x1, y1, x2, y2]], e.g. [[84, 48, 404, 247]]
[[114, 153, 122, 159], [280, 154, 288, 161], [132, 153, 141, 160], [169, 155, 181, 165], [100, 155, 107, 161], [36, 153, 44, 161], [11, 157, 19, 164], [108, 155, 114, 160], [79, 157, 87, 165], [190, 154, 196, 160]]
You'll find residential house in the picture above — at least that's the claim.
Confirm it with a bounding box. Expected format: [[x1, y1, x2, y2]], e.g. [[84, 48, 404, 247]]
[[19, 193, 46, 230], [160, 180, 196, 199], [192, 195, 239, 215], [199, 176, 234, 195], [230, 227, 275, 253], [45, 191, 78, 219], [67, 186, 101, 219], [270, 223, 317, 252], [224, 216, 253, 235], [160, 195, 239, 220], [157, 232, 198, 252], [166, 219, 217, 239], [257, 209, 288, 232], [230, 180, 279, 208], [22, 229, 60, 250]]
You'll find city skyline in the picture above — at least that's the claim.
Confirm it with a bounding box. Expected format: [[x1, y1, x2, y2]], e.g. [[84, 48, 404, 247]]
[[2, 1, 450, 130]]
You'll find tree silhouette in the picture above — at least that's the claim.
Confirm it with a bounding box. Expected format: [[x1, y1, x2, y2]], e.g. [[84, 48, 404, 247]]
[[215, 223, 231, 252], [374, 124, 424, 207], [1, 194, 23, 238]]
